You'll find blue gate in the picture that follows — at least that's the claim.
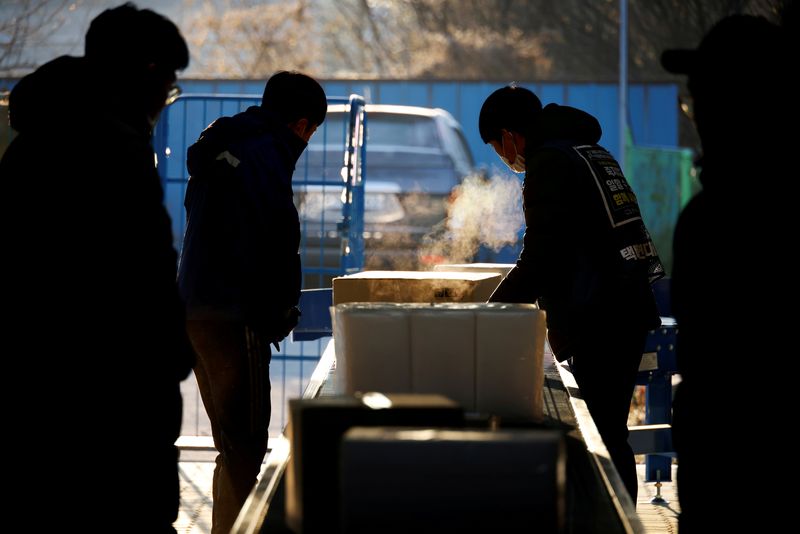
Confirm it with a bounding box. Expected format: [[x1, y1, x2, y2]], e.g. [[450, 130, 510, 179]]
[[153, 94, 367, 436]]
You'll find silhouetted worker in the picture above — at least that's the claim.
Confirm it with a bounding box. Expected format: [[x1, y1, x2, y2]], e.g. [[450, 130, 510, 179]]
[[479, 85, 663, 503], [177, 71, 326, 533], [662, 14, 793, 532], [0, 3, 193, 532]]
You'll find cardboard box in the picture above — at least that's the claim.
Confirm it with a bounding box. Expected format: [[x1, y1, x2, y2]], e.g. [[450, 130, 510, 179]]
[[285, 394, 463, 534], [433, 262, 516, 280], [333, 302, 546, 421], [340, 426, 565, 533], [332, 270, 502, 305]]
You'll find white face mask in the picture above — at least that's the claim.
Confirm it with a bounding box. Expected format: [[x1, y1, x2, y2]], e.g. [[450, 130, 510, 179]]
[[501, 153, 526, 173], [500, 132, 526, 173]]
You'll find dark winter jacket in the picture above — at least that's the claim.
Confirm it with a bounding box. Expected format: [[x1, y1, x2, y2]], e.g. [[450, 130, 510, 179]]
[[177, 106, 305, 333], [0, 51, 195, 484], [490, 104, 663, 360], [1, 54, 194, 377]]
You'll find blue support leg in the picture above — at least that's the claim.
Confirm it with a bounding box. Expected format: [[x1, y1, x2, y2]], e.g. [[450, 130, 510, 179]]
[[644, 373, 673, 482]]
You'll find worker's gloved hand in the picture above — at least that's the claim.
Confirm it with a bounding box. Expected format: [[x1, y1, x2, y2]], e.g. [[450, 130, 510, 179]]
[[249, 307, 301, 352], [266, 306, 301, 352], [276, 306, 301, 341]]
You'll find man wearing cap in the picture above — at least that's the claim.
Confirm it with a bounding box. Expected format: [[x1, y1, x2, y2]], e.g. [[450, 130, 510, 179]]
[[662, 14, 793, 531], [0, 3, 193, 531]]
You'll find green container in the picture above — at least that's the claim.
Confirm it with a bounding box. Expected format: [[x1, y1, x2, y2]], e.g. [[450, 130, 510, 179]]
[[624, 130, 697, 274]]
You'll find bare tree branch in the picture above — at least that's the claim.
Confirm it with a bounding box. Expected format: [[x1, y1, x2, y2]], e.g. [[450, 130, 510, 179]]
[[0, 0, 72, 77], [2, 0, 787, 81]]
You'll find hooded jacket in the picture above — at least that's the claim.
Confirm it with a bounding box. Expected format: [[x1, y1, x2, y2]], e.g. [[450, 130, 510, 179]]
[[177, 106, 306, 329], [490, 104, 662, 360]]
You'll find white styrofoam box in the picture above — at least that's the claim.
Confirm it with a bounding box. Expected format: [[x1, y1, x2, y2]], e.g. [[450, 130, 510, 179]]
[[409, 307, 476, 411], [332, 302, 546, 420], [333, 307, 411, 396], [476, 306, 546, 420]]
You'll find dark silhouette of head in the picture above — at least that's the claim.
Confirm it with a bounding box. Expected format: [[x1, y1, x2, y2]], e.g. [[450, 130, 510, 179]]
[[85, 2, 189, 125], [261, 71, 327, 141], [661, 15, 786, 162], [478, 85, 542, 144]]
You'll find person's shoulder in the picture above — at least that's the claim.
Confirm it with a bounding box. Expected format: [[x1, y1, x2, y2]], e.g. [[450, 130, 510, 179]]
[[226, 109, 283, 147], [199, 114, 245, 141], [531, 143, 574, 159], [527, 144, 577, 175]]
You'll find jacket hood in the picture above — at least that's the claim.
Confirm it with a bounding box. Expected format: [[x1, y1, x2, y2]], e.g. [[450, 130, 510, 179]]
[[187, 106, 307, 177], [528, 103, 602, 147], [9, 55, 94, 133]]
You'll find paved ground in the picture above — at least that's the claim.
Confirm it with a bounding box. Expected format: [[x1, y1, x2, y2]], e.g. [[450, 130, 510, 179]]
[[636, 464, 680, 533], [174, 459, 215, 534]]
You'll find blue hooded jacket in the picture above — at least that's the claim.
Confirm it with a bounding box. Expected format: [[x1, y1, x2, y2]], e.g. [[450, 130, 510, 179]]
[[177, 106, 306, 327]]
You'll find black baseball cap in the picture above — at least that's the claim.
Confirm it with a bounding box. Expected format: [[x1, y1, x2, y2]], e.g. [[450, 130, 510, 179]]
[[661, 14, 780, 76]]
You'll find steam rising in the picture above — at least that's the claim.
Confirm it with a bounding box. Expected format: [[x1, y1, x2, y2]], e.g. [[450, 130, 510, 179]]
[[420, 173, 524, 266]]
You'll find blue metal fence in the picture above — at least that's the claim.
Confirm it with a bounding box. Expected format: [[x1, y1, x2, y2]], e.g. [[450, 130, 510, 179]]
[[176, 80, 680, 168], [1, 78, 681, 168], [155, 94, 367, 436]]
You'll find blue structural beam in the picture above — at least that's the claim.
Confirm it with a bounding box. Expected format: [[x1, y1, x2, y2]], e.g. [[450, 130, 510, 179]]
[[633, 316, 678, 482]]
